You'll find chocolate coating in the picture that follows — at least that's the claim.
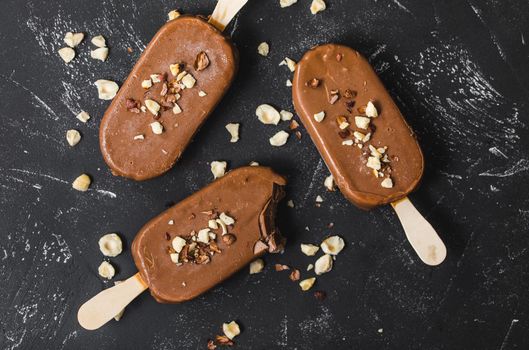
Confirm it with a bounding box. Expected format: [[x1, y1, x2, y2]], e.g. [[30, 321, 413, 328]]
[[131, 166, 286, 303], [293, 44, 424, 210], [100, 16, 238, 180]]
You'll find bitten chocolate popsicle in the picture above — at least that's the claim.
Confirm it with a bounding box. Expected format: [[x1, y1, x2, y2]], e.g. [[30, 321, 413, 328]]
[[293, 44, 446, 265], [99, 0, 246, 181], [78, 166, 286, 330]]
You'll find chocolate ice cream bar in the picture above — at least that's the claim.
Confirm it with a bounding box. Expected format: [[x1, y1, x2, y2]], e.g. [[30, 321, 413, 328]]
[[78, 166, 286, 329], [293, 44, 446, 265], [100, 15, 238, 180], [293, 43, 423, 210]]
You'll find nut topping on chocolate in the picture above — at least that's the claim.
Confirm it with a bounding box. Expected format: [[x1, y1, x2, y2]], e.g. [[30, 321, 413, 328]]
[[194, 51, 210, 71], [306, 78, 320, 88]]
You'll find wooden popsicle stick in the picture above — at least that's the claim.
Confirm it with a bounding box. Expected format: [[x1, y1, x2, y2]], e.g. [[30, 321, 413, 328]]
[[209, 0, 249, 32], [78, 272, 147, 330], [391, 197, 447, 266]]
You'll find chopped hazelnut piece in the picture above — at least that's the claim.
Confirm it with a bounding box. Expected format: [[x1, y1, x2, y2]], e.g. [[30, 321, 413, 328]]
[[76, 111, 90, 123], [320, 236, 345, 255], [181, 74, 196, 89], [342, 140, 354, 146], [249, 259, 265, 274], [216, 219, 228, 235], [315, 195, 323, 203], [289, 120, 299, 130], [197, 228, 211, 244], [280, 0, 298, 7], [310, 0, 326, 14], [223, 321, 241, 340], [313, 111, 325, 122], [150, 121, 163, 135], [172, 103, 182, 114], [279, 57, 297, 72], [256, 104, 281, 125], [301, 243, 319, 256], [286, 79, 292, 87], [280, 110, 293, 121], [219, 212, 235, 225], [72, 174, 91, 192], [208, 219, 219, 229], [133, 134, 144, 140], [58, 47, 75, 63], [145, 99, 161, 116], [269, 131, 289, 147], [66, 129, 81, 146], [64, 32, 84, 48], [91, 47, 109, 61], [287, 200, 295, 208], [169, 63, 181, 76], [222, 234, 236, 245], [168, 10, 181, 20], [99, 233, 123, 257], [211, 161, 227, 179], [98, 261, 115, 279], [306, 78, 320, 88], [289, 269, 301, 281], [225, 123, 240, 142], [353, 131, 365, 141], [150, 74, 162, 83], [307, 263, 314, 271], [194, 51, 210, 71], [275, 264, 290, 271], [314, 254, 333, 275], [141, 79, 152, 89], [336, 115, 349, 129], [257, 42, 270, 56], [355, 116, 370, 129], [299, 277, 316, 291], [198, 90, 207, 97], [366, 101, 378, 118], [249, 161, 260, 166], [169, 253, 179, 264], [172, 236, 186, 253], [94, 80, 119, 100], [381, 177, 393, 188], [324, 175, 334, 191], [367, 156, 381, 170], [91, 35, 106, 48]]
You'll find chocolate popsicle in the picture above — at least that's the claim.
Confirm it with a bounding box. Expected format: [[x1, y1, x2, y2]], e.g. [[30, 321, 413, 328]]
[[293, 44, 445, 265], [100, 14, 238, 181], [78, 166, 286, 329]]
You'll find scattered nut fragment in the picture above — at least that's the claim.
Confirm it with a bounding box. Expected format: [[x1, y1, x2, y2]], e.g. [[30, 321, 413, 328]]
[[366, 101, 378, 118], [145, 99, 161, 116], [211, 161, 227, 179], [249, 161, 260, 166], [225, 123, 240, 143], [301, 243, 319, 256], [141, 79, 152, 89], [275, 264, 290, 271], [133, 134, 144, 140], [150, 121, 164, 135], [66, 129, 81, 146], [315, 195, 323, 203], [289, 269, 300, 281], [197, 228, 211, 244], [194, 51, 210, 71], [216, 219, 228, 235], [280, 0, 297, 7], [314, 111, 325, 122], [58, 47, 75, 63], [367, 156, 381, 170], [279, 57, 297, 72], [222, 234, 236, 246], [299, 277, 316, 291], [172, 103, 182, 114], [64, 32, 84, 48], [181, 73, 196, 89], [249, 259, 265, 274], [98, 261, 115, 279], [269, 130, 289, 147], [219, 212, 235, 225], [151, 74, 162, 83], [320, 236, 345, 255], [94, 79, 119, 100], [98, 233, 123, 257], [280, 110, 293, 121], [198, 90, 207, 97], [342, 140, 354, 146], [355, 116, 370, 129], [287, 200, 295, 208], [91, 35, 106, 48], [169, 63, 181, 76], [307, 263, 314, 271], [172, 236, 186, 253], [223, 321, 241, 340], [256, 104, 281, 125], [168, 10, 181, 20], [72, 174, 91, 192], [314, 254, 333, 275], [253, 240, 268, 255], [381, 177, 393, 188], [91, 47, 109, 61], [286, 79, 292, 87], [310, 0, 326, 14], [257, 42, 269, 56], [324, 175, 334, 191]]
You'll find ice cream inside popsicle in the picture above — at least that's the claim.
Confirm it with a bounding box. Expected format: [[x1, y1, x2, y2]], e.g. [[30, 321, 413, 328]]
[[131, 166, 286, 303], [99, 15, 238, 180], [292, 44, 424, 210]]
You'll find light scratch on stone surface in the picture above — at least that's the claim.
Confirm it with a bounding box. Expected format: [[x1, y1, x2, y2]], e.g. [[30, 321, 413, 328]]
[[479, 159, 529, 178], [499, 319, 519, 350]]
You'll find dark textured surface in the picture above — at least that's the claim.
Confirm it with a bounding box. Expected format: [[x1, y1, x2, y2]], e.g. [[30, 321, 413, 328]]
[[1, 0, 528, 349]]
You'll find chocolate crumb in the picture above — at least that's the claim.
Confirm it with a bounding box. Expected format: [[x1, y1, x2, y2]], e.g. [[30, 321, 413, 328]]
[[314, 290, 327, 301], [358, 105, 366, 114], [275, 264, 290, 271], [289, 120, 299, 130], [289, 269, 300, 281], [343, 89, 356, 99], [345, 100, 355, 113], [195, 51, 210, 71], [215, 335, 234, 346], [306, 78, 321, 88], [165, 232, 171, 241], [222, 234, 236, 246], [125, 98, 141, 113], [207, 340, 217, 350], [295, 131, 302, 140], [338, 129, 351, 139]]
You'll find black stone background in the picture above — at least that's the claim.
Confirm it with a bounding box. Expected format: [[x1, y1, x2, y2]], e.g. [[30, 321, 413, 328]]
[[1, 0, 529, 349]]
